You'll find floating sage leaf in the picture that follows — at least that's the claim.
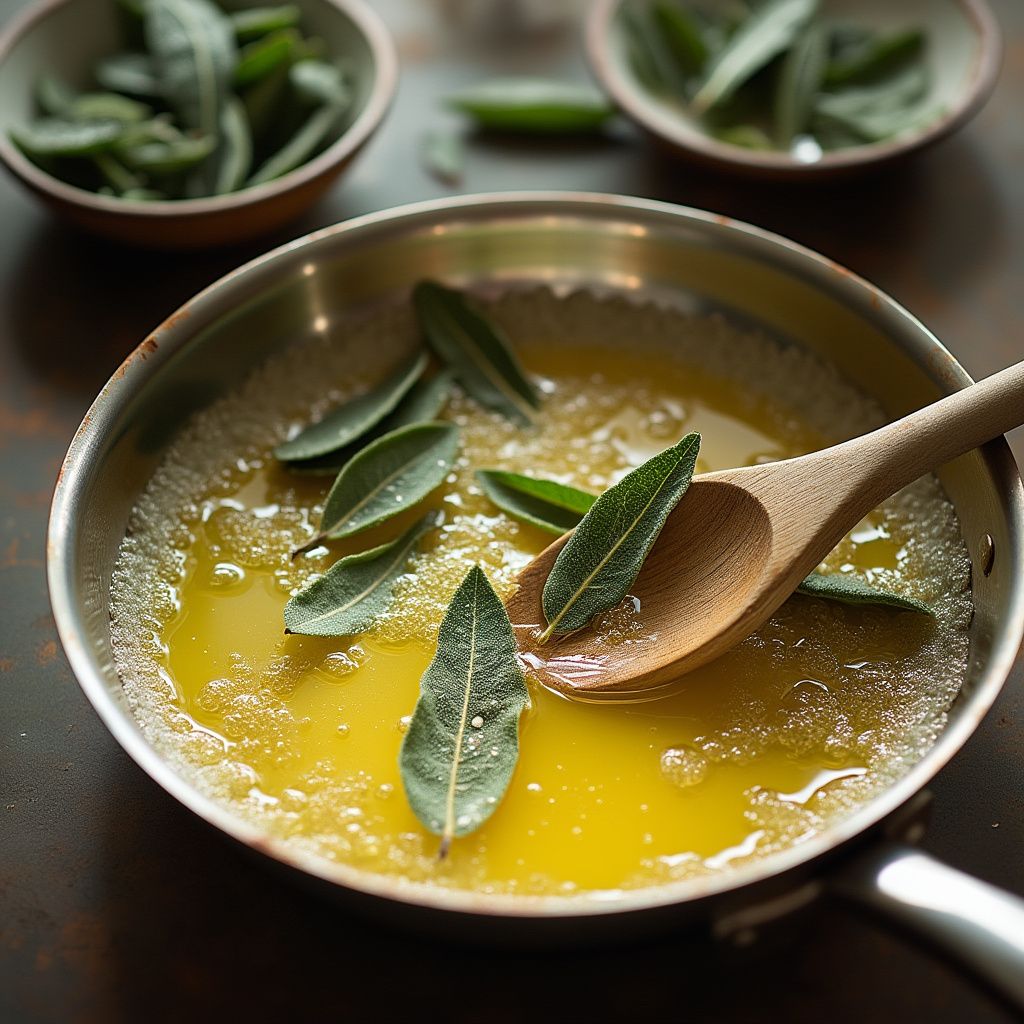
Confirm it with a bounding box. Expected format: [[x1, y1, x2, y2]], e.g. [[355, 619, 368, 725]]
[[214, 96, 253, 194], [12, 118, 124, 158], [288, 370, 455, 476], [295, 421, 459, 555], [774, 20, 827, 147], [276, 351, 428, 462], [540, 432, 701, 640], [285, 511, 441, 637], [476, 470, 594, 535], [422, 130, 464, 186], [691, 0, 817, 114], [796, 571, 933, 614], [230, 4, 301, 42], [233, 28, 298, 88], [95, 53, 163, 97], [447, 78, 614, 133], [823, 28, 925, 87], [413, 281, 539, 426], [144, 0, 237, 140], [399, 564, 529, 857]]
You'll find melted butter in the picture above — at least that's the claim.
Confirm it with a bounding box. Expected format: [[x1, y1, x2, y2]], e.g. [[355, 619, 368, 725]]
[[111, 292, 972, 896]]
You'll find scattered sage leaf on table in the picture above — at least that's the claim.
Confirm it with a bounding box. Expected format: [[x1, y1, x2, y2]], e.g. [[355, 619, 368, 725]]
[[796, 571, 933, 614], [285, 511, 442, 637], [214, 96, 253, 194], [691, 0, 817, 114], [145, 0, 237, 140], [421, 130, 464, 186], [95, 53, 163, 97], [230, 4, 301, 42], [540, 432, 701, 640], [288, 370, 455, 476], [276, 351, 428, 462], [12, 118, 124, 158], [399, 564, 529, 857], [413, 281, 539, 426], [774, 20, 827, 146], [295, 421, 459, 555], [476, 470, 595, 535], [447, 78, 614, 134]]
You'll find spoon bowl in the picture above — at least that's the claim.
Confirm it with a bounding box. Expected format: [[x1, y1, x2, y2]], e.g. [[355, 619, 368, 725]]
[[511, 359, 1024, 702]]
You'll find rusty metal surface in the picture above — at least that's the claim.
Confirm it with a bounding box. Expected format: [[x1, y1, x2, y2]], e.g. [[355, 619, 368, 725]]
[[2, 1, 1023, 1021]]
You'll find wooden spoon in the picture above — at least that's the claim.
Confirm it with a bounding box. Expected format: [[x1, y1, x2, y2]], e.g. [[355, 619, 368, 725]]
[[507, 361, 1024, 703]]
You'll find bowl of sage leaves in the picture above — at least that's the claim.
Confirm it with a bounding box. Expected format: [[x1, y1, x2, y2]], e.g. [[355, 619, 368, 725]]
[[586, 0, 1001, 177], [0, 0, 397, 247]]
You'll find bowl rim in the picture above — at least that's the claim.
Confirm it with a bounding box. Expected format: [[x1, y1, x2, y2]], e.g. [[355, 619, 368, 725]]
[[0, 0, 398, 216], [47, 191, 1024, 920], [585, 0, 1003, 175]]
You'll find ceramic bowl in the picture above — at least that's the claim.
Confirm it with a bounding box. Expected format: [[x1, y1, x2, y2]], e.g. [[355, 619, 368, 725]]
[[0, 0, 397, 248], [586, 0, 1002, 179]]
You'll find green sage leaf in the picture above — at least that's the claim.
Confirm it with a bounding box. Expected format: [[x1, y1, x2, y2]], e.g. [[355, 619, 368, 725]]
[[691, 0, 817, 114], [276, 351, 428, 462], [652, 1, 708, 78], [285, 511, 441, 637], [447, 78, 614, 133], [814, 63, 930, 142], [70, 92, 153, 124], [233, 27, 299, 87], [540, 432, 701, 640], [399, 564, 529, 856], [823, 28, 925, 87], [12, 118, 124, 158], [246, 98, 344, 185], [713, 123, 774, 149], [413, 281, 539, 426], [118, 133, 216, 172], [121, 187, 168, 200], [421, 130, 464, 186], [774, 20, 828, 147], [288, 370, 454, 476], [796, 571, 933, 614], [289, 59, 350, 106], [230, 4, 301, 41], [214, 96, 252, 194], [144, 0, 237, 139], [296, 421, 459, 554], [476, 470, 594, 535], [95, 53, 162, 97], [93, 151, 144, 193], [35, 75, 76, 116]]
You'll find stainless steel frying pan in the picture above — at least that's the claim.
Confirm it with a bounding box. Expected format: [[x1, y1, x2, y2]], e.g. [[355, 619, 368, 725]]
[[46, 194, 1024, 1007]]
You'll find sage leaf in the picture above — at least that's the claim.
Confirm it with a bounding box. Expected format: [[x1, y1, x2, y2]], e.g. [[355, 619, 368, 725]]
[[296, 421, 459, 554], [476, 470, 594, 535], [691, 0, 817, 114], [214, 96, 253, 194], [775, 20, 828, 147], [233, 28, 298, 88], [814, 63, 930, 142], [70, 92, 153, 124], [413, 281, 539, 426], [287, 370, 454, 476], [93, 151, 144, 193], [399, 564, 529, 856], [422, 130, 464, 186], [713, 123, 774, 150], [95, 53, 162, 97], [796, 571, 933, 614], [652, 1, 708, 78], [289, 59, 350, 106], [144, 0, 237, 140], [246, 98, 345, 185], [230, 4, 301, 42], [121, 187, 168, 200], [285, 511, 441, 637], [824, 28, 925, 87], [12, 118, 124, 158], [540, 432, 701, 640], [275, 351, 428, 462], [618, 4, 690, 97], [35, 75, 75, 116], [119, 133, 215, 172], [447, 78, 614, 133]]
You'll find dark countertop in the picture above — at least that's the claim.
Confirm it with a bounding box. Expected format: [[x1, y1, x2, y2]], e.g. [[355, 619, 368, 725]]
[[2, 1, 1023, 1021]]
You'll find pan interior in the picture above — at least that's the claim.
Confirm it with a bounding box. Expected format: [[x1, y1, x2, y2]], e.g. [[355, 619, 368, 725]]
[[107, 283, 972, 898]]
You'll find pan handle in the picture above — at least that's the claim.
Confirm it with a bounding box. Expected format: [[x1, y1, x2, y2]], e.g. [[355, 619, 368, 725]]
[[830, 841, 1024, 1009]]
